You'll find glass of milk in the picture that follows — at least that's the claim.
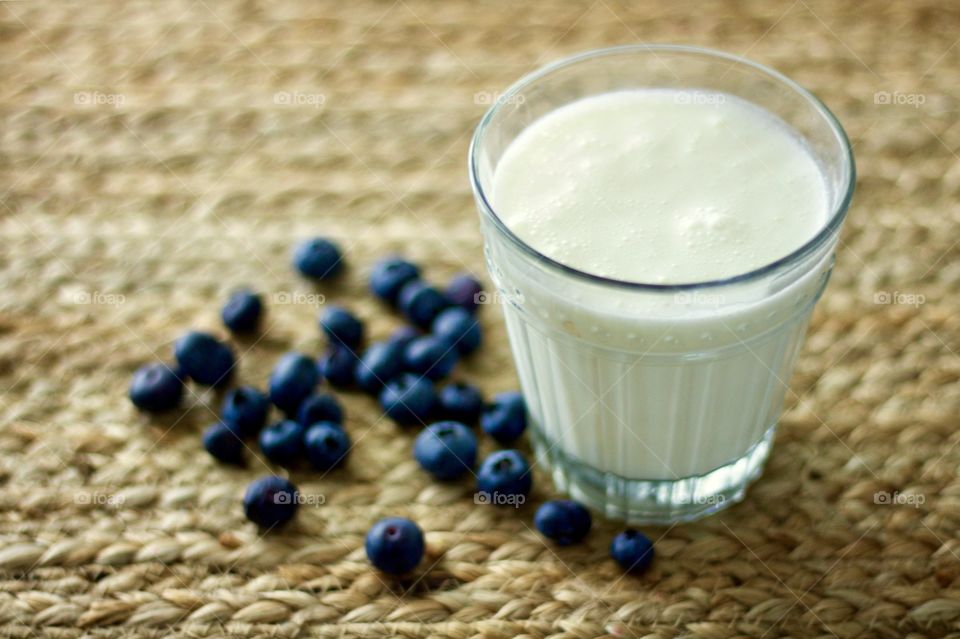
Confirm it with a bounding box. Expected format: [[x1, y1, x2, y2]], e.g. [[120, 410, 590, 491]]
[[468, 45, 855, 524]]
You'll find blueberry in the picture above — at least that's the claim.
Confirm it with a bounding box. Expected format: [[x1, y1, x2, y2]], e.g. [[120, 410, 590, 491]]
[[221, 386, 270, 437], [397, 280, 448, 329], [297, 393, 344, 426], [319, 306, 364, 350], [379, 373, 436, 426], [173, 331, 235, 386], [243, 475, 299, 529], [221, 289, 263, 333], [365, 517, 425, 575], [481, 392, 527, 443], [444, 273, 483, 313], [293, 237, 342, 280], [414, 421, 477, 480], [388, 325, 421, 350], [476, 450, 532, 502], [129, 363, 183, 412], [403, 336, 457, 381], [534, 500, 592, 545], [437, 382, 484, 423], [432, 307, 482, 355], [319, 346, 357, 388], [610, 529, 655, 574], [202, 422, 246, 466], [269, 352, 319, 413], [370, 256, 421, 304], [259, 419, 305, 466], [355, 340, 404, 393], [304, 422, 351, 471]]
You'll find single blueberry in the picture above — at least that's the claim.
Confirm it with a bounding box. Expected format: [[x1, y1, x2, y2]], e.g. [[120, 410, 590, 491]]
[[269, 352, 319, 414], [379, 373, 436, 426], [414, 421, 477, 481], [534, 500, 592, 545], [304, 422, 351, 471], [355, 340, 404, 393], [610, 529, 655, 574], [221, 289, 263, 333], [388, 325, 421, 350], [259, 419, 305, 466], [397, 280, 448, 329], [292, 237, 343, 280], [173, 331, 235, 386], [221, 385, 270, 437], [436, 382, 484, 424], [243, 475, 299, 529], [365, 517, 425, 575], [403, 335, 457, 381], [481, 391, 527, 443], [296, 393, 344, 426], [202, 422, 246, 466], [444, 273, 483, 313], [319, 305, 364, 350], [129, 363, 183, 412], [319, 346, 357, 388], [431, 307, 482, 355], [370, 256, 421, 304], [476, 450, 532, 502]]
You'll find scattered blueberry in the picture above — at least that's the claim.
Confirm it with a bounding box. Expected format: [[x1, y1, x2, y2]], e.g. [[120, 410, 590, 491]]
[[534, 500, 592, 545], [610, 529, 655, 574], [370, 257, 421, 304], [403, 335, 458, 380], [296, 393, 344, 426], [388, 325, 421, 350], [365, 517, 425, 575], [414, 421, 477, 480], [444, 273, 483, 313], [432, 307, 482, 355], [221, 386, 270, 437], [319, 346, 357, 388], [202, 422, 246, 466], [173, 331, 235, 386], [221, 289, 263, 333], [355, 340, 404, 393], [259, 419, 305, 466], [243, 475, 299, 529], [269, 352, 320, 413], [304, 422, 351, 471], [437, 382, 484, 423], [397, 280, 448, 329], [476, 450, 532, 502], [129, 363, 183, 412], [292, 237, 342, 280], [379, 373, 436, 426], [319, 306, 364, 350], [481, 392, 527, 443]]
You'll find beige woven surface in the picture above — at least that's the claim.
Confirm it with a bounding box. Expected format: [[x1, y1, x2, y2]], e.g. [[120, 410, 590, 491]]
[[2, 0, 960, 637]]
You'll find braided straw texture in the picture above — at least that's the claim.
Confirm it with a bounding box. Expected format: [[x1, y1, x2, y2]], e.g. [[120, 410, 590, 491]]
[[2, 0, 960, 637]]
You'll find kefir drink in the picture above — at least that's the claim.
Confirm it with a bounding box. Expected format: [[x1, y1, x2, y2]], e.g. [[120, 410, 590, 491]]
[[470, 47, 854, 523]]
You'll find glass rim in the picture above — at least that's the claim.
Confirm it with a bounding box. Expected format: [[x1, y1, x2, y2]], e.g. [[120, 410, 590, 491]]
[[467, 44, 856, 292]]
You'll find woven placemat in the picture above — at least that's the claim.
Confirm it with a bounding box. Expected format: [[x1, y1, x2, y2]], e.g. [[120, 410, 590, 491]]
[[2, 0, 959, 637]]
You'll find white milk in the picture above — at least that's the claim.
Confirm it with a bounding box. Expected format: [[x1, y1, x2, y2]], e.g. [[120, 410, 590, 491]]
[[488, 89, 831, 480]]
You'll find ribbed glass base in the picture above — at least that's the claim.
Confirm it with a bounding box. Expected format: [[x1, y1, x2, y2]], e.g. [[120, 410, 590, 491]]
[[529, 424, 775, 524]]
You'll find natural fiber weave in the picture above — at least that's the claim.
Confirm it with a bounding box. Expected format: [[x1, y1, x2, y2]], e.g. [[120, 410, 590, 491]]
[[2, 0, 959, 637]]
